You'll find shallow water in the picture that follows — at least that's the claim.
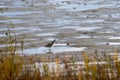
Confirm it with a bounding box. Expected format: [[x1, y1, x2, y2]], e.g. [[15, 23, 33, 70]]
[[18, 46, 86, 54], [0, 0, 120, 54]]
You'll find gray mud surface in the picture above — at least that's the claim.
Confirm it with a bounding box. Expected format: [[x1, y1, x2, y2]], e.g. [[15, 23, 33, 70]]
[[0, 0, 120, 57]]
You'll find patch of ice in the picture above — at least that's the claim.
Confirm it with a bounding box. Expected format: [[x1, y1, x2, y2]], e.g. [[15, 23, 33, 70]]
[[109, 37, 120, 40], [97, 42, 120, 45], [36, 33, 57, 37], [94, 36, 113, 39], [18, 46, 86, 54], [76, 27, 100, 31], [109, 42, 120, 45], [63, 26, 100, 31], [0, 19, 25, 24], [82, 19, 104, 23], [75, 35, 91, 38], [54, 43, 67, 46], [56, 3, 112, 11], [0, 11, 42, 16]]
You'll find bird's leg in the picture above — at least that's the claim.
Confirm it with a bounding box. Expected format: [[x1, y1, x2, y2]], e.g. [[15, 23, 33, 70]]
[[49, 47, 51, 53]]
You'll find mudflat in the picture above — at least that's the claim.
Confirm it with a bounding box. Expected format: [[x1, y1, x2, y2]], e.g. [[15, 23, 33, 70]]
[[0, 0, 120, 58]]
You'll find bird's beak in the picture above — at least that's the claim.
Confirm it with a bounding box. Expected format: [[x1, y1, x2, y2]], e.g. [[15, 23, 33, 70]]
[[54, 39, 57, 43], [55, 40, 57, 43]]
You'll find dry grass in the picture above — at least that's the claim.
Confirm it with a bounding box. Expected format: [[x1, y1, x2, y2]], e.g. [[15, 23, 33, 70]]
[[0, 49, 120, 80]]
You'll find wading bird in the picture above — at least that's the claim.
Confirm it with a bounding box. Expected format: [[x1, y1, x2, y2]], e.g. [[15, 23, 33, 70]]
[[45, 40, 56, 52]]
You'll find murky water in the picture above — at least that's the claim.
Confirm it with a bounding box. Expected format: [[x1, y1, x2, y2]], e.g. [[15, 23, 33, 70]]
[[0, 0, 120, 54]]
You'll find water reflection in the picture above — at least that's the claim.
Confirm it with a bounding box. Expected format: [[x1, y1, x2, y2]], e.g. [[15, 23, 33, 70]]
[[18, 45, 86, 55]]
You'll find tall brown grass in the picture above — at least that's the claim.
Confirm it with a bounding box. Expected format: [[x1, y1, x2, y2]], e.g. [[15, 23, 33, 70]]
[[1, 49, 120, 80]]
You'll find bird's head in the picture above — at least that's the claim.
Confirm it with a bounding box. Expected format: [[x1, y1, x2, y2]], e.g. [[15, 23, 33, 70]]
[[53, 39, 57, 43]]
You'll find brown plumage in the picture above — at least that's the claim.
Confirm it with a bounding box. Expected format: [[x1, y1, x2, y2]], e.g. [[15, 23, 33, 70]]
[[45, 40, 56, 47], [45, 40, 56, 52]]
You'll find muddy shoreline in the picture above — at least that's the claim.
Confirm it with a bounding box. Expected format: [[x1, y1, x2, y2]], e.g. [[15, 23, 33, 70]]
[[0, 0, 120, 57]]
